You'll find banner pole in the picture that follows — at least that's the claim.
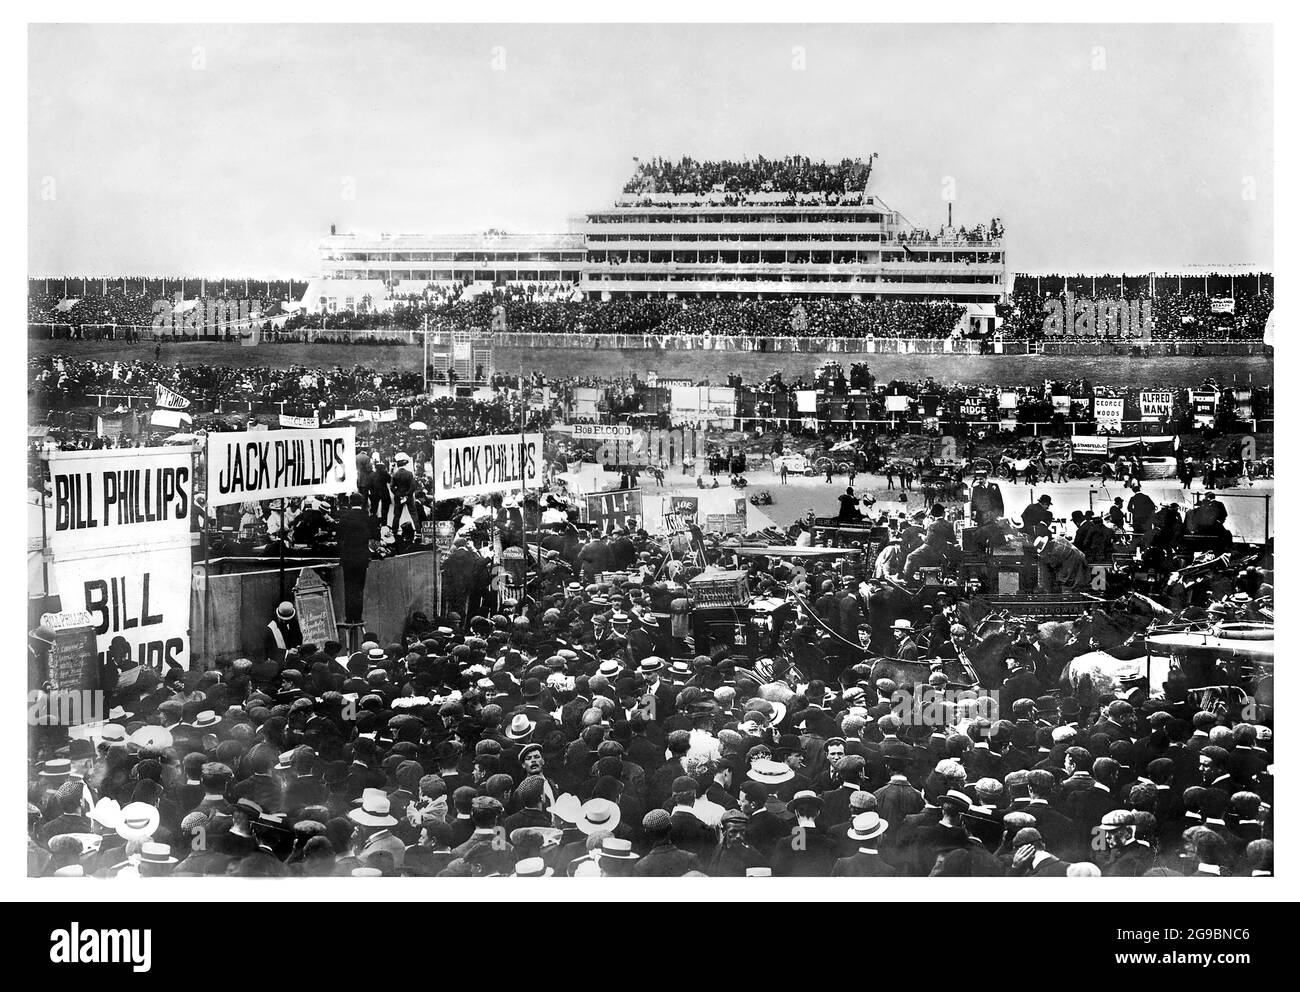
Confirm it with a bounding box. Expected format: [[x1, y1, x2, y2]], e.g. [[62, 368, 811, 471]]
[[278, 497, 287, 602], [200, 446, 210, 672]]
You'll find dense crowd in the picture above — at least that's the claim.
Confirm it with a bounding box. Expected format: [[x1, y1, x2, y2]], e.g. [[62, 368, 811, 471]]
[[30, 289, 1273, 344], [997, 289, 1274, 341], [621, 155, 874, 197], [27, 468, 1273, 878]]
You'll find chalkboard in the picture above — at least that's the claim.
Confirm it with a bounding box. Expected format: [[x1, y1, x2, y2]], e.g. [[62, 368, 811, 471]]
[[293, 567, 338, 649], [47, 625, 98, 695]]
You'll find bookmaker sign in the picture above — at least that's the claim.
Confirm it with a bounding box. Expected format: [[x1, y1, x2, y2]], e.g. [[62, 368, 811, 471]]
[[45, 447, 192, 557], [433, 433, 543, 499], [206, 427, 356, 507]]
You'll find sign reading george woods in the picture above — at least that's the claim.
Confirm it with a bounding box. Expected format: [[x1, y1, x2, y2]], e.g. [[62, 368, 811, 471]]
[[433, 433, 543, 499], [206, 427, 356, 507]]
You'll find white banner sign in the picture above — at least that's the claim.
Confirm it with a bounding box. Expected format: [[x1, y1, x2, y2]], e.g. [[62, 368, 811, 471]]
[[433, 433, 543, 499], [573, 423, 634, 441], [795, 390, 819, 414], [280, 413, 320, 429], [1070, 436, 1110, 455], [1094, 398, 1125, 429], [884, 395, 911, 413], [206, 427, 356, 507], [52, 543, 191, 672], [1139, 391, 1174, 418], [149, 409, 192, 430], [46, 448, 193, 557]]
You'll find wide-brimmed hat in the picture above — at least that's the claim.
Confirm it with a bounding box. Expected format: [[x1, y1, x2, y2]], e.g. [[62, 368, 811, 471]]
[[96, 724, 129, 748], [576, 798, 621, 835], [88, 798, 122, 831], [116, 802, 160, 841], [549, 793, 583, 825], [747, 759, 794, 786], [129, 726, 173, 751], [349, 791, 398, 827], [847, 811, 889, 841], [505, 714, 536, 742]]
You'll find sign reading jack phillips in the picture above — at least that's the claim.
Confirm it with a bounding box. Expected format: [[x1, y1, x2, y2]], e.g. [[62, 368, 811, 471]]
[[45, 447, 194, 559], [433, 433, 543, 499], [206, 427, 356, 507]]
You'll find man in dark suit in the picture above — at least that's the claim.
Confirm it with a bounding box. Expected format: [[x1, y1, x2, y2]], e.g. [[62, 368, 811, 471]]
[[832, 812, 895, 876], [335, 493, 373, 625], [1008, 827, 1072, 876], [969, 471, 1004, 526]]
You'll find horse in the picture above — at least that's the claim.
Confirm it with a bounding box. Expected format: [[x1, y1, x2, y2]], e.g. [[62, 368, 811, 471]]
[[962, 630, 1014, 689], [1061, 650, 1143, 711]]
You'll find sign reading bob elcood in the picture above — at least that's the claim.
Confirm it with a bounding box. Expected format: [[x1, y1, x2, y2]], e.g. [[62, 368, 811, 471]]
[[433, 433, 543, 499]]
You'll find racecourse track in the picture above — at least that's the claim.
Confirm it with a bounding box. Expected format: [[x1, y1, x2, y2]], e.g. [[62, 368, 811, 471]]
[[28, 339, 1272, 389]]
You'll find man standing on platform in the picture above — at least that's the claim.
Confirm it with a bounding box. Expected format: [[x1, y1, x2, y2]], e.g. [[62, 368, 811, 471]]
[[337, 492, 373, 625]]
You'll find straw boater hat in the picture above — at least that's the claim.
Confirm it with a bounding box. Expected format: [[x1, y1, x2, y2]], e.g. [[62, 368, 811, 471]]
[[847, 811, 889, 842], [638, 656, 665, 676], [38, 758, 72, 778], [892, 619, 914, 632], [184, 710, 221, 730], [746, 759, 794, 786], [597, 837, 639, 861], [576, 798, 621, 835], [139, 841, 177, 866], [512, 857, 554, 877]]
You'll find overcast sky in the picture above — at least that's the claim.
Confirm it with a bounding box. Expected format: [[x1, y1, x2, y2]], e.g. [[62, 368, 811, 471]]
[[28, 22, 1272, 276]]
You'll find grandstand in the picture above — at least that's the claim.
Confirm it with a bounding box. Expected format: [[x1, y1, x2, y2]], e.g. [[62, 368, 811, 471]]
[[23, 160, 1272, 345]]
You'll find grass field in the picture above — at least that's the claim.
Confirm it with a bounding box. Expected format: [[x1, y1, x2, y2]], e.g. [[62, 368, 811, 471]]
[[29, 338, 1272, 388]]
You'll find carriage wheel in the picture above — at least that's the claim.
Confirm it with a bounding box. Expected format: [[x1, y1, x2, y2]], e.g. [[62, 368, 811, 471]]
[[995, 462, 1012, 479], [1064, 462, 1083, 479]]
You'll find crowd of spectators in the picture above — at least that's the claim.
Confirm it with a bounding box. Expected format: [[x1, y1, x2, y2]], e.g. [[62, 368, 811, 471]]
[[28, 273, 1272, 344], [621, 155, 874, 197], [997, 288, 1273, 341]]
